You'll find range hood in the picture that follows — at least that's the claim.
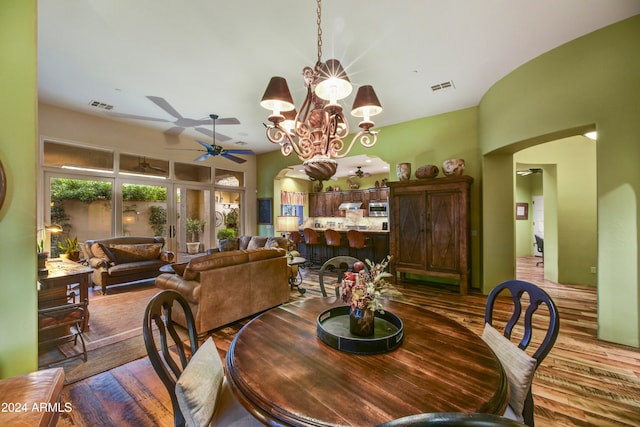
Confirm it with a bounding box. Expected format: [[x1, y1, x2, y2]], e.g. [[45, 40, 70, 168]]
[[338, 202, 363, 211]]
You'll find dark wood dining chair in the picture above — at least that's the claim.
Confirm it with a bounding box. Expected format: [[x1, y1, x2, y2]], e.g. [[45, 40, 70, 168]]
[[143, 290, 261, 427], [376, 412, 527, 426], [484, 280, 560, 427], [318, 255, 363, 297]]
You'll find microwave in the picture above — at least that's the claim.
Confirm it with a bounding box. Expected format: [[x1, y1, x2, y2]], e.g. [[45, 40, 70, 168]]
[[368, 201, 388, 217]]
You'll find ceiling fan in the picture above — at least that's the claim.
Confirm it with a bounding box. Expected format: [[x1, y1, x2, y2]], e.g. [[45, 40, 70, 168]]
[[350, 166, 371, 178], [132, 157, 166, 173], [108, 96, 240, 141], [170, 114, 254, 164]]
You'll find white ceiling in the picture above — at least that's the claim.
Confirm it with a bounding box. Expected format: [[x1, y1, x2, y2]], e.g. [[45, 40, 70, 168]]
[[37, 1, 640, 176]]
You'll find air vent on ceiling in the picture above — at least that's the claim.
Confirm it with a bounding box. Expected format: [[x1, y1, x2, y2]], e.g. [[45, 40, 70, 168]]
[[88, 100, 114, 110], [234, 141, 248, 146], [430, 80, 455, 92]]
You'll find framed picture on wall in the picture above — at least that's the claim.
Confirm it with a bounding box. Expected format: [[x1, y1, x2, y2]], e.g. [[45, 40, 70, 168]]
[[515, 202, 528, 220], [258, 198, 272, 225]]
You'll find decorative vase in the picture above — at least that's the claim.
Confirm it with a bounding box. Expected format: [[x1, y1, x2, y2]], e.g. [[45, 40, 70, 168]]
[[37, 252, 48, 274], [396, 163, 411, 181], [415, 164, 439, 179], [186, 242, 200, 254], [349, 307, 375, 337], [442, 158, 465, 176]]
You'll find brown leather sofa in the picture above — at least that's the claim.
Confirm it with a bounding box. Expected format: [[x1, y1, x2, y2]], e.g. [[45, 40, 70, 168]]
[[155, 247, 289, 337], [83, 236, 175, 294]]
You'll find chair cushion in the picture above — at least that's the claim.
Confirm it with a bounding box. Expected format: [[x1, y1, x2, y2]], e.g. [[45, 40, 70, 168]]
[[482, 323, 537, 420], [175, 337, 224, 427]]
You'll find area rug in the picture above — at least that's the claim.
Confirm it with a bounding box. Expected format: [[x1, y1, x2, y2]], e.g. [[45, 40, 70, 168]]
[[38, 280, 161, 384], [42, 274, 328, 385]]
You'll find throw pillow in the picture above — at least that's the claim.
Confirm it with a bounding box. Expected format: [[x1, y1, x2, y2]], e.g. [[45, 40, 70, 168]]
[[247, 236, 268, 250], [175, 337, 224, 427], [108, 243, 162, 264], [482, 322, 537, 420], [91, 242, 115, 263], [218, 238, 239, 252], [238, 235, 252, 250]]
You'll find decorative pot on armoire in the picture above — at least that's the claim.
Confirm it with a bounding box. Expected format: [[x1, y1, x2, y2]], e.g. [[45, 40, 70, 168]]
[[387, 175, 473, 295]]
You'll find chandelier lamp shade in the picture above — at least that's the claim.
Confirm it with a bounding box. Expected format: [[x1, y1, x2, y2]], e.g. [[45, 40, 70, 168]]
[[260, 0, 382, 182]]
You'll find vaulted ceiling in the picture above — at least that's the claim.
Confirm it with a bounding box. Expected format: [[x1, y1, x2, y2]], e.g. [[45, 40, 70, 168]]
[[38, 1, 640, 161]]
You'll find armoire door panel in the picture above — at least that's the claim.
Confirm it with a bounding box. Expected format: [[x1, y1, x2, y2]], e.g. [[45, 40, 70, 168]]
[[428, 191, 460, 272]]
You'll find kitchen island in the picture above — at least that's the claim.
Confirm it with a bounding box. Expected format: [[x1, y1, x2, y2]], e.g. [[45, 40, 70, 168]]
[[295, 228, 389, 265]]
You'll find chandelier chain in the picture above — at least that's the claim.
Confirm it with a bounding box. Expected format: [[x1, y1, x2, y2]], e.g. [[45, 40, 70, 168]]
[[316, 0, 322, 66]]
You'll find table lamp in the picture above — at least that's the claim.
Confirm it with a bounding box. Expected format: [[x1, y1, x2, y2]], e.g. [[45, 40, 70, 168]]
[[276, 216, 299, 239]]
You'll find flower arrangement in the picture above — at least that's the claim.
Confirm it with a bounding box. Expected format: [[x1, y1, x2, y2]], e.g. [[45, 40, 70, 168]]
[[339, 255, 397, 314]]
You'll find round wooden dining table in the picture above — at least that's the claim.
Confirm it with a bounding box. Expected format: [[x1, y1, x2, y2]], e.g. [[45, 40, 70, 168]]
[[226, 297, 509, 426]]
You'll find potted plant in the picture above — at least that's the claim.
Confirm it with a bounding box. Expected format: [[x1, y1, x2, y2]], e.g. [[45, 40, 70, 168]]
[[185, 217, 205, 254], [58, 236, 80, 261]]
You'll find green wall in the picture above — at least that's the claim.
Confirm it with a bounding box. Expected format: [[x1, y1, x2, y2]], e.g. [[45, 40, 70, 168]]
[[0, 0, 38, 377], [480, 15, 640, 346]]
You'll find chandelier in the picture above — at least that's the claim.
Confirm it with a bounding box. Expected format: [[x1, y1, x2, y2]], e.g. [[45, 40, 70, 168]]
[[260, 0, 382, 182]]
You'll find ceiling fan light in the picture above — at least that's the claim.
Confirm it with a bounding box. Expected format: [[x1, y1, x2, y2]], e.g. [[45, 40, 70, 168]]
[[351, 85, 382, 119], [315, 59, 352, 102], [260, 76, 295, 113]]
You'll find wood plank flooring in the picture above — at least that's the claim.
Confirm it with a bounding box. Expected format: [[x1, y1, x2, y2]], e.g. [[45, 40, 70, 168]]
[[57, 257, 640, 426]]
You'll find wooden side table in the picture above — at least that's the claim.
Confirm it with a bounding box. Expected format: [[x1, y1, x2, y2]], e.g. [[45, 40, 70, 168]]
[[287, 256, 306, 295], [38, 258, 92, 330]]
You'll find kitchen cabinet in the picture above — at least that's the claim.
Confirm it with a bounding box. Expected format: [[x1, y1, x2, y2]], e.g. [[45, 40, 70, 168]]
[[388, 176, 472, 294]]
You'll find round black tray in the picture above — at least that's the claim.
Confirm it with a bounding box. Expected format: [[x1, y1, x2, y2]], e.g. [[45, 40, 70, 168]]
[[316, 306, 404, 354]]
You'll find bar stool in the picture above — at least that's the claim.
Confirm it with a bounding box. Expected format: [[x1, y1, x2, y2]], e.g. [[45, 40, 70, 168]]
[[324, 229, 342, 258], [347, 229, 371, 261], [303, 228, 321, 267]]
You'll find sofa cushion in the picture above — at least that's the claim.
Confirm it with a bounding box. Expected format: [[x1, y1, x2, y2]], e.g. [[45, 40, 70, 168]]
[[218, 238, 239, 252], [108, 243, 162, 264], [247, 236, 268, 250], [188, 250, 250, 272], [238, 235, 252, 250], [107, 259, 167, 276], [246, 247, 286, 262]]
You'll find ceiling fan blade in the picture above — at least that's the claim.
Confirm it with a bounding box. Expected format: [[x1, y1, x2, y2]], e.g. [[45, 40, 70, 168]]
[[146, 96, 183, 119], [194, 127, 232, 142], [221, 153, 247, 164], [195, 140, 214, 150], [224, 149, 254, 155], [164, 126, 185, 136], [214, 117, 240, 125], [106, 112, 170, 122], [194, 153, 212, 162]]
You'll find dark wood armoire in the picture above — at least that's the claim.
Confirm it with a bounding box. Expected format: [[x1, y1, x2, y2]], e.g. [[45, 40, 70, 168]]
[[388, 175, 473, 294]]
